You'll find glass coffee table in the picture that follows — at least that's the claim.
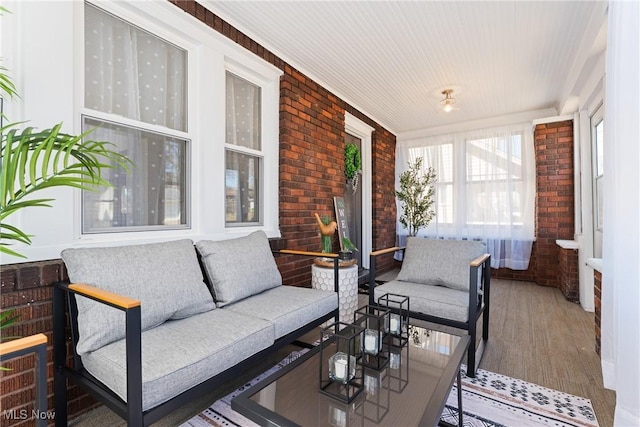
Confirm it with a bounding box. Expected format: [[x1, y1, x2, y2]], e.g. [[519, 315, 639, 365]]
[[232, 324, 470, 427]]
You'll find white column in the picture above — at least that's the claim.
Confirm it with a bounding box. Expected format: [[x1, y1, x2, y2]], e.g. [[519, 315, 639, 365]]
[[601, 1, 640, 425]]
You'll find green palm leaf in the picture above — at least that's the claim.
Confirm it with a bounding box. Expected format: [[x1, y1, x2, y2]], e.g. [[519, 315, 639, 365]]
[[1, 121, 132, 257]]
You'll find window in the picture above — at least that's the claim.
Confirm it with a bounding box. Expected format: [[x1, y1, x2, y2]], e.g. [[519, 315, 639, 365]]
[[397, 124, 535, 269], [411, 142, 454, 224], [592, 105, 604, 231], [82, 3, 189, 233], [465, 134, 525, 227], [225, 72, 262, 225]]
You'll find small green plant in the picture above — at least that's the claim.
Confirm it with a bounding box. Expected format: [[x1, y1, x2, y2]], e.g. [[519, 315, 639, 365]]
[[395, 157, 437, 237], [341, 236, 358, 253]]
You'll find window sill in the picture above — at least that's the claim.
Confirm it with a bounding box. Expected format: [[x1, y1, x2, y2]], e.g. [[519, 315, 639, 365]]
[[586, 258, 603, 273]]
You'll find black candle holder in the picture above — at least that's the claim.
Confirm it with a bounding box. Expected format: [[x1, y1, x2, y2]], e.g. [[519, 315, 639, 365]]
[[377, 293, 410, 347], [319, 322, 364, 403], [362, 367, 390, 423], [388, 345, 409, 393], [354, 305, 390, 370]]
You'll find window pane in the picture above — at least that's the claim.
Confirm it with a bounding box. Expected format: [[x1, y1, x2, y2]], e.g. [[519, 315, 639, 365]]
[[436, 183, 454, 224], [226, 72, 261, 150], [466, 182, 523, 225], [595, 175, 603, 230], [225, 150, 261, 224], [82, 117, 188, 232], [466, 135, 522, 182], [85, 3, 187, 131], [595, 120, 604, 176], [409, 143, 453, 182]]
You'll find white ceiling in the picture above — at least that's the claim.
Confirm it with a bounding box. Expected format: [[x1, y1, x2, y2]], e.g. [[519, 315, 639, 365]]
[[202, 1, 608, 135]]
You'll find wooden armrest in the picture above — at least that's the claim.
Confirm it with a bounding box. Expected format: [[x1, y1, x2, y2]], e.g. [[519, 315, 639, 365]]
[[470, 253, 491, 267], [68, 283, 140, 309], [370, 246, 405, 257], [277, 249, 339, 258], [0, 333, 47, 357]]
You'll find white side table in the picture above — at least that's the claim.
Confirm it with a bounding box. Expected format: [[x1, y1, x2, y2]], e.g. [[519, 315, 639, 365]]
[[311, 263, 359, 327]]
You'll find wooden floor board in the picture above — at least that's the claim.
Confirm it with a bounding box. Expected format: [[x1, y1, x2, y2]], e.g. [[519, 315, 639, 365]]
[[477, 279, 616, 427]]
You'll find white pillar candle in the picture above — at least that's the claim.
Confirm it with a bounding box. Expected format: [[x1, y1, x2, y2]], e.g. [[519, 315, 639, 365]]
[[390, 316, 400, 333], [334, 358, 347, 381], [364, 332, 377, 353]]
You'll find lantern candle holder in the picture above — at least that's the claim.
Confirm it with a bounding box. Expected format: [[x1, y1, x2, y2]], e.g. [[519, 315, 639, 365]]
[[362, 367, 390, 423], [388, 345, 409, 393], [354, 305, 390, 370], [319, 322, 364, 403], [377, 293, 410, 347]]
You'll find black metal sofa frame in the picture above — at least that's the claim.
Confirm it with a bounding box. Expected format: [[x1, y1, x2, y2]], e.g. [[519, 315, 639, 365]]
[[367, 246, 491, 377], [53, 249, 339, 427]]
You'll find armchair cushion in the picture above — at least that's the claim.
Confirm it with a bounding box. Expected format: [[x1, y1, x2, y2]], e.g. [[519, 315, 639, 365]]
[[373, 280, 469, 322], [396, 238, 486, 292], [196, 231, 282, 307], [61, 239, 216, 355]]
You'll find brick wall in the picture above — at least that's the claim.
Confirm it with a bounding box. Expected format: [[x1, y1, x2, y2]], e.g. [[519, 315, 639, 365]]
[[0, 1, 398, 423], [494, 120, 575, 286], [1, 261, 101, 427], [594, 270, 602, 355], [558, 248, 579, 302], [534, 120, 575, 287]]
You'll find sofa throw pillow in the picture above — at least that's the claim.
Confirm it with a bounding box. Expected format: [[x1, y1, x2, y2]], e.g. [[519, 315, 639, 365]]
[[396, 238, 486, 292], [62, 239, 216, 355], [196, 231, 282, 307]]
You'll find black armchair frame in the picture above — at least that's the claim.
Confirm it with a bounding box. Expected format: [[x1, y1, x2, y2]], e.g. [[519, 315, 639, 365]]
[[368, 246, 491, 377]]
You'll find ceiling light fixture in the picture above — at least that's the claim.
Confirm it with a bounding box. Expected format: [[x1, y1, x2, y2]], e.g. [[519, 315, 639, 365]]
[[440, 89, 456, 113]]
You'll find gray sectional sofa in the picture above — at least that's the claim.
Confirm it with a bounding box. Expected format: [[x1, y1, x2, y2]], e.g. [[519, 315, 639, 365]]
[[53, 231, 339, 427]]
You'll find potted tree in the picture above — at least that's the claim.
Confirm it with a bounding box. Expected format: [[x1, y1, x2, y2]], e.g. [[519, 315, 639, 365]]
[[395, 157, 437, 237]]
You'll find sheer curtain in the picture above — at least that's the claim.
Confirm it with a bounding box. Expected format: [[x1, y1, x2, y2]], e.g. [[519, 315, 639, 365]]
[[396, 123, 535, 269], [83, 4, 187, 231], [224, 72, 262, 224]]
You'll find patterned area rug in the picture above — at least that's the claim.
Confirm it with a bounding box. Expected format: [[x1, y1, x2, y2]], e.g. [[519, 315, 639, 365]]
[[181, 350, 599, 427]]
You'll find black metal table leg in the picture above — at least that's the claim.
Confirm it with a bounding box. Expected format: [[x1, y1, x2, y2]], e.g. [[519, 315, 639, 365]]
[[457, 369, 463, 427]]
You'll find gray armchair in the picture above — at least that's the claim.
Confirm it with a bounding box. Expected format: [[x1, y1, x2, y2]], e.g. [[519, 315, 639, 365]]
[[369, 237, 491, 377]]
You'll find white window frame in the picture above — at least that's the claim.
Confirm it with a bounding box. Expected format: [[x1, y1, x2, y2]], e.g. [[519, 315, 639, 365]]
[[591, 104, 604, 232], [73, 1, 282, 245]]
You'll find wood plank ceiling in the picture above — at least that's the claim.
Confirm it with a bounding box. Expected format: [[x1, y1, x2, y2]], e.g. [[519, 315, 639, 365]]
[[203, 1, 607, 134]]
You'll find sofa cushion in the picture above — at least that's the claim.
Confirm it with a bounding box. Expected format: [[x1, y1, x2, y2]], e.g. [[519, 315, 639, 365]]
[[81, 309, 274, 411], [374, 280, 469, 322], [224, 286, 338, 339], [396, 238, 486, 292], [196, 231, 282, 307], [61, 239, 216, 354]]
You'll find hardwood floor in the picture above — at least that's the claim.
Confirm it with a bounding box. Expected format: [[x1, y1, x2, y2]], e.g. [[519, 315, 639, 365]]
[[362, 277, 616, 426], [476, 278, 616, 427], [71, 278, 616, 426]]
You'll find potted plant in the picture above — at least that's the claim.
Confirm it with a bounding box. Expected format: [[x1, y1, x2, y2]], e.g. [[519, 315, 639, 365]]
[[395, 157, 437, 237]]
